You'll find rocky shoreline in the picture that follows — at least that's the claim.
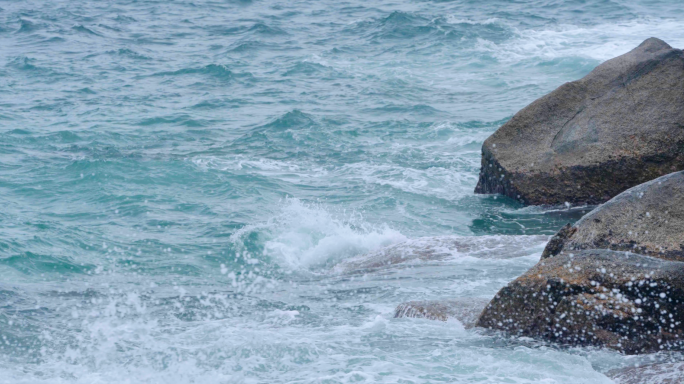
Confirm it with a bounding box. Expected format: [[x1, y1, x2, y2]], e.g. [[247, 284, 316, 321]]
[[472, 38, 684, 355], [392, 37, 684, 381]]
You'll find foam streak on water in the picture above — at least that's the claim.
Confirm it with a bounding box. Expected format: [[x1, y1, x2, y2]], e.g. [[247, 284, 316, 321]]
[[1, 0, 683, 382]]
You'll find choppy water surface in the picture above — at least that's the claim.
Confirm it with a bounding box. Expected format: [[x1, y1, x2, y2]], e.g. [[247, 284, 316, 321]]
[[1, 0, 683, 382]]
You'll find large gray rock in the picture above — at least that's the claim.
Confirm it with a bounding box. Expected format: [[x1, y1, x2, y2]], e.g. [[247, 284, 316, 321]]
[[475, 38, 684, 206], [476, 250, 684, 354], [541, 171, 684, 261]]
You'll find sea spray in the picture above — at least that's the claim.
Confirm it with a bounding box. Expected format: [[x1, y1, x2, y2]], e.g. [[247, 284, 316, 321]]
[[1, 0, 683, 382], [232, 198, 406, 270]]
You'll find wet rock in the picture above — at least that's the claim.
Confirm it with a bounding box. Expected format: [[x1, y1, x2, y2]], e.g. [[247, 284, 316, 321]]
[[475, 38, 684, 206], [541, 171, 684, 261], [334, 235, 548, 273], [540, 223, 577, 259], [394, 298, 489, 328], [607, 362, 684, 384], [476, 249, 684, 354]]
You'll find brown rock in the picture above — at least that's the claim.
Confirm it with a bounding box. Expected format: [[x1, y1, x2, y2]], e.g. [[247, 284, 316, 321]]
[[476, 249, 684, 354]]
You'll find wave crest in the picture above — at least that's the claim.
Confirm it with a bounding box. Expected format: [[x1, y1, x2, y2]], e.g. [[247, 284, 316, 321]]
[[230, 199, 406, 270]]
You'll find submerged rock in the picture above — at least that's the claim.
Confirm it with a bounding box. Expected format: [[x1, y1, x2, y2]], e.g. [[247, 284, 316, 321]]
[[541, 171, 684, 261], [475, 37, 684, 206], [607, 362, 684, 384], [334, 235, 547, 273], [394, 298, 489, 328], [476, 250, 684, 354]]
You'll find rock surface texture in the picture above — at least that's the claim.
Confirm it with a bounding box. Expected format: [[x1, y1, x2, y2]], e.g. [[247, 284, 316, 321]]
[[476, 250, 684, 354], [541, 171, 684, 261], [478, 172, 684, 353], [394, 298, 489, 327], [474, 38, 684, 206]]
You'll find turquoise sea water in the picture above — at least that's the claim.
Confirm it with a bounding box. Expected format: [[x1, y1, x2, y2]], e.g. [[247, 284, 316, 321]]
[[1, 1, 684, 382]]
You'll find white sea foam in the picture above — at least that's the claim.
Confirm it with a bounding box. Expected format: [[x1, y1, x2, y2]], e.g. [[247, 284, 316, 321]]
[[341, 162, 478, 201], [480, 18, 684, 64], [509, 204, 597, 215], [231, 198, 406, 270], [444, 16, 501, 26], [191, 155, 327, 175]]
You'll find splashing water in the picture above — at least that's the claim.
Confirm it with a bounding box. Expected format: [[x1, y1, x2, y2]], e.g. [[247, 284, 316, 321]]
[[1, 0, 683, 382]]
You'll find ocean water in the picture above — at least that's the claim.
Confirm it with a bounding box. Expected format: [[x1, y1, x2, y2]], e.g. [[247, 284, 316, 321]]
[[1, 0, 683, 383]]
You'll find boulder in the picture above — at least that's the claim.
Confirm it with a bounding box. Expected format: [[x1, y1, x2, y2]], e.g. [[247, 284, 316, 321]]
[[394, 298, 489, 327], [541, 171, 684, 261], [476, 249, 684, 354], [474, 37, 684, 206]]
